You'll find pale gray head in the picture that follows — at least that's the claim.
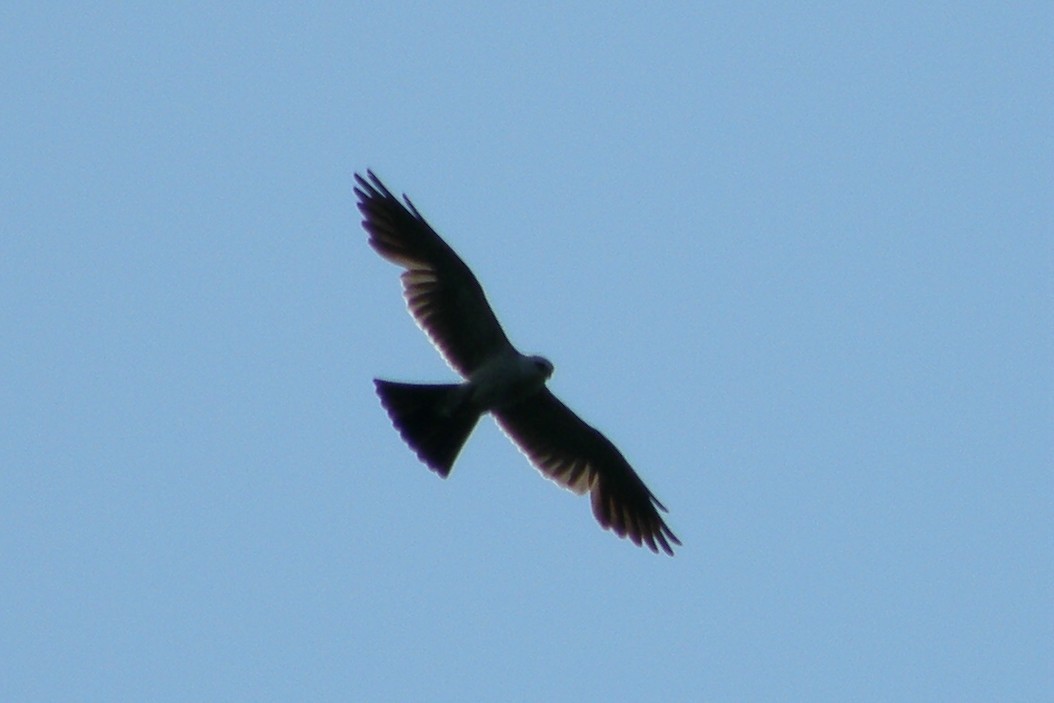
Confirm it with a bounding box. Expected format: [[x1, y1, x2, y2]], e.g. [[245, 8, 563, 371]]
[[528, 355, 554, 380]]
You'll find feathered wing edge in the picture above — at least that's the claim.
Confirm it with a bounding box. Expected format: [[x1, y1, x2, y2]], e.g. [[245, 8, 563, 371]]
[[494, 389, 681, 555], [354, 171, 514, 377]]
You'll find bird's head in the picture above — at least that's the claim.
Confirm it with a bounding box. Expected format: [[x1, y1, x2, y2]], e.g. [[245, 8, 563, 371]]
[[528, 355, 554, 380]]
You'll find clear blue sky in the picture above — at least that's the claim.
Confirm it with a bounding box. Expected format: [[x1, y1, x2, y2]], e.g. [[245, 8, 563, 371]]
[[3, 4, 1050, 701]]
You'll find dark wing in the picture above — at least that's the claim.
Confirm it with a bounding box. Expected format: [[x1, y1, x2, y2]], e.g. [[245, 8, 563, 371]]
[[494, 389, 681, 555], [355, 171, 514, 377]]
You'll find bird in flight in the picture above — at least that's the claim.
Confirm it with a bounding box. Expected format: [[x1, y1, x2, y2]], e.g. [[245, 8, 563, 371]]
[[356, 171, 680, 555]]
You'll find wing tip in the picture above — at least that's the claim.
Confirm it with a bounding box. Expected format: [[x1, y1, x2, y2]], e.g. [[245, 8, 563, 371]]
[[355, 169, 422, 219], [589, 482, 681, 556]]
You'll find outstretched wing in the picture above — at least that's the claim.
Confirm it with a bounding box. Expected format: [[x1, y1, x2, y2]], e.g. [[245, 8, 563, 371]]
[[355, 171, 515, 377], [494, 389, 681, 555]]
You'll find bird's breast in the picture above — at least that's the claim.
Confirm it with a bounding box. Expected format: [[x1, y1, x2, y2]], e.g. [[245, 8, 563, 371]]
[[466, 353, 548, 411]]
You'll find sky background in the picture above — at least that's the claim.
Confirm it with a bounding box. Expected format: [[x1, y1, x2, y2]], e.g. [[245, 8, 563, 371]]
[[2, 3, 1051, 701]]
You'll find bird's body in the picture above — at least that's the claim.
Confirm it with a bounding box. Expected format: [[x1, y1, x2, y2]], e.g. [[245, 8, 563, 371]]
[[373, 352, 552, 476], [466, 352, 554, 411], [356, 171, 680, 555]]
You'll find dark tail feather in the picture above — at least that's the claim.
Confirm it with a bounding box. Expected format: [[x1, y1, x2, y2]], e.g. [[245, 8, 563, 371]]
[[374, 380, 480, 477]]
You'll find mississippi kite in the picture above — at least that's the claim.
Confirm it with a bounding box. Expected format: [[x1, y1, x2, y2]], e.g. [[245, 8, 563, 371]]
[[356, 171, 680, 555]]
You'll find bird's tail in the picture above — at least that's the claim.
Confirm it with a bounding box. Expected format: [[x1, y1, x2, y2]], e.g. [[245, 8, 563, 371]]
[[374, 380, 481, 477]]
